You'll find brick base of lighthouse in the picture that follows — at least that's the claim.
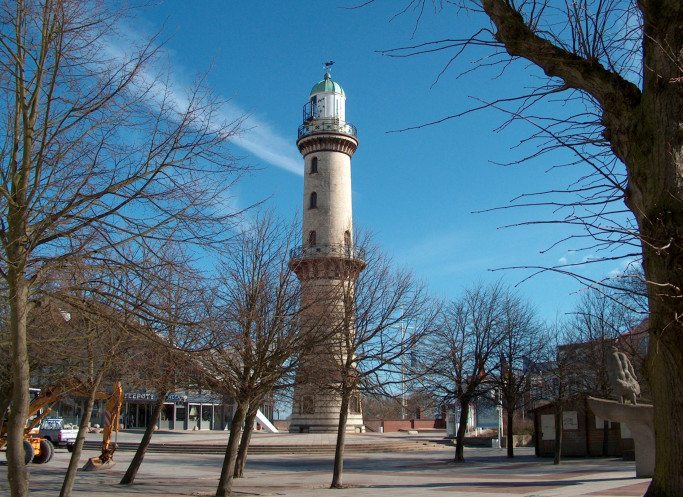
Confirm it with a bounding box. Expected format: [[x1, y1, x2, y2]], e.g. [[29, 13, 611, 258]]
[[287, 264, 366, 434], [289, 391, 364, 434]]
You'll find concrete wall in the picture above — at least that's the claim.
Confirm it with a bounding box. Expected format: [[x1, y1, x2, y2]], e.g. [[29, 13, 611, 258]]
[[380, 419, 446, 432]]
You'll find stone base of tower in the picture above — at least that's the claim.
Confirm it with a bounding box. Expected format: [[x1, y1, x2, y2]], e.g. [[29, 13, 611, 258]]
[[289, 389, 365, 433]]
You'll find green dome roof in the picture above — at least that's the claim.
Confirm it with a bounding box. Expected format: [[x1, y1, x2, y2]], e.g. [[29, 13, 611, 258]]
[[309, 72, 345, 97]]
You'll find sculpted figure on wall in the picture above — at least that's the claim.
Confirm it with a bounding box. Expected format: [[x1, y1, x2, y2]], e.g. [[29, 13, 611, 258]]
[[606, 346, 640, 405]]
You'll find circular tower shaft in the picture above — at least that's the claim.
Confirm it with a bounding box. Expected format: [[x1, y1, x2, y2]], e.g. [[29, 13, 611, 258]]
[[288, 72, 365, 434]]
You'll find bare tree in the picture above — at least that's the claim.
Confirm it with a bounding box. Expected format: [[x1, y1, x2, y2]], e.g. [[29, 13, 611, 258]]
[[39, 295, 139, 497], [119, 247, 211, 485], [490, 291, 543, 458], [571, 289, 625, 395], [322, 240, 438, 488], [416, 281, 508, 463], [198, 213, 309, 497], [39, 254, 179, 497], [370, 0, 683, 492], [0, 2, 245, 495]]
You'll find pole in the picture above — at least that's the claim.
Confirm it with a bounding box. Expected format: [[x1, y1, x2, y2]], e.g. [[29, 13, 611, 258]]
[[401, 318, 406, 420], [498, 389, 503, 450]]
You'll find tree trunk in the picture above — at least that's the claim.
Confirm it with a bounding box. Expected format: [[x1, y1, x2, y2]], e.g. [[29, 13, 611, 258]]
[[506, 409, 514, 458], [454, 401, 470, 462], [331, 390, 351, 488], [643, 300, 683, 497], [553, 408, 563, 465], [216, 401, 248, 497], [6, 276, 30, 497], [637, 4, 683, 491], [234, 405, 258, 478], [60, 382, 101, 497], [120, 394, 166, 485]]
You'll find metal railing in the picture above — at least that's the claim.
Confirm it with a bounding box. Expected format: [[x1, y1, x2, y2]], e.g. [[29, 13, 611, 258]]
[[298, 119, 357, 139], [290, 244, 366, 262]]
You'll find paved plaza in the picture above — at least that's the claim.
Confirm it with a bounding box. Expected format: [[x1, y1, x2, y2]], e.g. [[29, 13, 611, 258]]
[[1, 431, 649, 496]]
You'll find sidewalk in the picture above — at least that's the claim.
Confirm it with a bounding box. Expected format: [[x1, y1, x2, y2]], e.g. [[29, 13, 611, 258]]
[[0, 431, 649, 496]]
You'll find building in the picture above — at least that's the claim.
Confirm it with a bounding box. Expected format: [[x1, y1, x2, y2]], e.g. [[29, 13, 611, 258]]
[[529, 319, 651, 459], [534, 395, 629, 458], [48, 389, 231, 431], [288, 70, 366, 433]]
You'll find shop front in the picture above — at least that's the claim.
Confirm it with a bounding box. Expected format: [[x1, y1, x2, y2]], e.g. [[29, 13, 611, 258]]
[[38, 389, 235, 431], [122, 392, 231, 431]]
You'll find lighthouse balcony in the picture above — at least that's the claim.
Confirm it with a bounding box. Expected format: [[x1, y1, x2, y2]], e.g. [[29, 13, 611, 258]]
[[298, 118, 357, 139], [289, 243, 366, 264]]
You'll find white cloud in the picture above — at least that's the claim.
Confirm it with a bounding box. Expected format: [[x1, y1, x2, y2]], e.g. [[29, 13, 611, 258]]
[[234, 119, 302, 176], [558, 256, 567, 265], [103, 27, 302, 177], [608, 257, 642, 277]]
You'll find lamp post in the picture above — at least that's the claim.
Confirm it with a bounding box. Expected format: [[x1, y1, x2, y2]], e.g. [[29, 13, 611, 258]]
[[498, 389, 503, 450]]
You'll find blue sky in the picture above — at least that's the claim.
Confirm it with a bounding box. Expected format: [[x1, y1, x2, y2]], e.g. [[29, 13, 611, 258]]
[[133, 1, 638, 324]]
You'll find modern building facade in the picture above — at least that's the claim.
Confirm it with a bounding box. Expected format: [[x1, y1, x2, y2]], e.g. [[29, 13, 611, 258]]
[[288, 71, 365, 433], [44, 390, 276, 431]]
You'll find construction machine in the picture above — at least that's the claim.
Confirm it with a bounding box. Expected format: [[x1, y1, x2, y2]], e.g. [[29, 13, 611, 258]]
[[1, 383, 77, 464], [1, 380, 124, 469], [81, 381, 123, 471]]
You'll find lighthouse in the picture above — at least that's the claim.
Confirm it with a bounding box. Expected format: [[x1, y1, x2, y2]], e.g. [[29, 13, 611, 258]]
[[288, 70, 365, 433]]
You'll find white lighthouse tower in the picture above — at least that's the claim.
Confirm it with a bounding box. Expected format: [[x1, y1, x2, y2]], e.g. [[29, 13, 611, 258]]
[[288, 70, 365, 433]]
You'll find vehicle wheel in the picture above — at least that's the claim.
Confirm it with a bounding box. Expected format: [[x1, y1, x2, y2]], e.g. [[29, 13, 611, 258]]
[[23, 440, 34, 464], [67, 443, 74, 453], [32, 439, 54, 464]]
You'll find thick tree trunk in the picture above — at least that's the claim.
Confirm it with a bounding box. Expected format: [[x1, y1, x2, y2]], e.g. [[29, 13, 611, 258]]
[[6, 276, 30, 497], [643, 299, 683, 497], [454, 401, 470, 462], [506, 410, 514, 458], [120, 394, 166, 485], [602, 3, 683, 492], [331, 390, 351, 488], [234, 405, 258, 478], [216, 401, 248, 497], [631, 131, 683, 497], [60, 383, 101, 497]]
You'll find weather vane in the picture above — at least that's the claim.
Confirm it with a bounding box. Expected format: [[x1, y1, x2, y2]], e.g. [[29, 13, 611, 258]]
[[323, 60, 335, 74]]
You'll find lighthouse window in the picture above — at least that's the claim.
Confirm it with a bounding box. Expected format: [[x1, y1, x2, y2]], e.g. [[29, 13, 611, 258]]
[[310, 157, 318, 174], [344, 231, 351, 246], [309, 192, 317, 209], [308, 230, 316, 246]]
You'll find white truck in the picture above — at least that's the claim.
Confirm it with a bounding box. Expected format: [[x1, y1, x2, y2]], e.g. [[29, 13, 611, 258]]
[[38, 418, 78, 448]]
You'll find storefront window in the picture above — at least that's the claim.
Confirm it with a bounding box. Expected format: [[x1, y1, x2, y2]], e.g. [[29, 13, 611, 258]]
[[188, 405, 200, 429], [202, 405, 213, 430], [137, 404, 148, 427], [159, 404, 173, 429], [175, 405, 186, 430]]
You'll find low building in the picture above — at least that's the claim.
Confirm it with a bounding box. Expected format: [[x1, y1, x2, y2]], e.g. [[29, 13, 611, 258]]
[[534, 396, 630, 458], [47, 389, 274, 431]]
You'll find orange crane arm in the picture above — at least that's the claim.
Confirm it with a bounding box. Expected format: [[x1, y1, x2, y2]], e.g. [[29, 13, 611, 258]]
[[101, 382, 123, 451]]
